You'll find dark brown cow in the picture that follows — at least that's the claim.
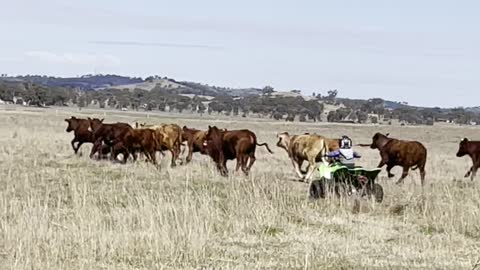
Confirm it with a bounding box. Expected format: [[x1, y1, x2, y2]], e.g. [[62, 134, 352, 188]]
[[367, 132, 427, 185], [456, 138, 480, 180], [64, 116, 94, 154], [89, 118, 133, 163], [65, 116, 111, 158], [203, 126, 273, 176], [182, 126, 207, 163]]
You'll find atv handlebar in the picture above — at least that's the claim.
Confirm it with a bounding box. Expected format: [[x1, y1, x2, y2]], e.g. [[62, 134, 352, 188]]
[[326, 150, 361, 159]]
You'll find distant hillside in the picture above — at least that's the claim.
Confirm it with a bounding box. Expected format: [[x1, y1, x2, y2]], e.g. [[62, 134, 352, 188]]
[[3, 75, 143, 90], [1, 75, 263, 98]]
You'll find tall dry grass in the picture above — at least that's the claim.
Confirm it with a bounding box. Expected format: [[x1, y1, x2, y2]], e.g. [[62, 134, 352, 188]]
[[0, 106, 479, 269]]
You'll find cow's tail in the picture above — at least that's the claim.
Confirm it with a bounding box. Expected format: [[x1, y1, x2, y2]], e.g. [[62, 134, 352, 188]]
[[257, 142, 273, 154]]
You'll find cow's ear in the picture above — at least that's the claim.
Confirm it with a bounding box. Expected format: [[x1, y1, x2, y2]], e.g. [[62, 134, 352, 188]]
[[385, 133, 390, 137], [71, 116, 76, 119], [87, 117, 92, 121], [463, 138, 468, 142], [64, 118, 69, 122], [100, 118, 104, 123]]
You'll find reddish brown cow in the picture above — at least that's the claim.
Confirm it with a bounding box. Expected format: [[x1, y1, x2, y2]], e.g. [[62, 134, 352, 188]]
[[182, 126, 208, 163], [456, 138, 480, 180], [203, 126, 273, 176], [89, 118, 133, 163], [367, 132, 427, 185]]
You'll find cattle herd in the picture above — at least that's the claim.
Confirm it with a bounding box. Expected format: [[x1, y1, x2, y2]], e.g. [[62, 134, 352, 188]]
[[65, 116, 480, 188]]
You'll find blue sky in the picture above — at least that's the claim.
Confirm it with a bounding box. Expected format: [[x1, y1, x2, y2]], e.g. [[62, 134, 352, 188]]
[[1, 0, 479, 108]]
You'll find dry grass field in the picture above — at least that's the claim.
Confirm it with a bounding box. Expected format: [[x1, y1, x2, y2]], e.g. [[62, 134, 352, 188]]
[[1, 106, 480, 270]]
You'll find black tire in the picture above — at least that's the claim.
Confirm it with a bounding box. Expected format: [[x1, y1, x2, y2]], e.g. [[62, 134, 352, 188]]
[[309, 179, 326, 199], [373, 183, 384, 203]]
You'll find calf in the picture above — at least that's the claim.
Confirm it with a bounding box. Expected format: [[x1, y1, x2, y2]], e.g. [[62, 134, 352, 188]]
[[182, 126, 208, 163], [64, 116, 94, 154], [203, 126, 273, 176], [456, 138, 480, 180], [368, 132, 427, 185], [276, 132, 329, 181]]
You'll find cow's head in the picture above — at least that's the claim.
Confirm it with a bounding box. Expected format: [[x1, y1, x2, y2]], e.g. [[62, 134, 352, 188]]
[[88, 117, 104, 132], [64, 116, 78, 132], [456, 138, 469, 157], [276, 132, 291, 150], [203, 126, 224, 149], [370, 132, 390, 149]]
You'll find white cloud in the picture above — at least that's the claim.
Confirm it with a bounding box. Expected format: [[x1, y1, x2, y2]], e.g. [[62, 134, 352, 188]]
[[24, 51, 120, 66]]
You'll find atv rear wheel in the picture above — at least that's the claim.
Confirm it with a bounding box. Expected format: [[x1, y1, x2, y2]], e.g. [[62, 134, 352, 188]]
[[309, 178, 326, 199]]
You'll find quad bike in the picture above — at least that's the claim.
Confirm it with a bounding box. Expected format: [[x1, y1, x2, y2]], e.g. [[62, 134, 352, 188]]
[[309, 152, 384, 203]]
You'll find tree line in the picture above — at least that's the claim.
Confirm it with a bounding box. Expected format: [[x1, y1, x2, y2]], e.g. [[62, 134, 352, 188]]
[[1, 80, 479, 125]]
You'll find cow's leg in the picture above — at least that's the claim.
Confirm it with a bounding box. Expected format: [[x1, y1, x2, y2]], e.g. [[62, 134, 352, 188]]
[[377, 152, 389, 168], [186, 141, 194, 163], [246, 153, 256, 171], [235, 154, 242, 172], [396, 166, 410, 185], [471, 162, 480, 181], [241, 155, 251, 176], [148, 149, 157, 165], [89, 139, 102, 159], [420, 165, 426, 186], [244, 155, 251, 174], [71, 138, 78, 154], [292, 158, 304, 180], [465, 166, 473, 178], [75, 142, 85, 154], [217, 159, 228, 176], [110, 142, 124, 163], [170, 149, 177, 167], [304, 157, 317, 182], [386, 164, 395, 178]]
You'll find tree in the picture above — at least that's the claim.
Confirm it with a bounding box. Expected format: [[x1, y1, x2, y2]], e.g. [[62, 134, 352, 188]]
[[356, 111, 368, 124], [262, 86, 275, 96], [77, 95, 86, 110], [326, 89, 338, 104]]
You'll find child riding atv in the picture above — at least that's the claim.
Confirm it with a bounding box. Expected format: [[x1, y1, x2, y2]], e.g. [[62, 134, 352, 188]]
[[310, 135, 384, 202], [326, 135, 361, 168]]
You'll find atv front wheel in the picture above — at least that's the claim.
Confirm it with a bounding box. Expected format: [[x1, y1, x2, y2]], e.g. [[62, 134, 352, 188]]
[[372, 183, 384, 203]]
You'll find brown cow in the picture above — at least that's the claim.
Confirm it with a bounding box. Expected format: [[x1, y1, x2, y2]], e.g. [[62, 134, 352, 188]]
[[456, 138, 480, 180], [368, 132, 427, 185], [276, 132, 329, 181], [89, 118, 133, 163], [122, 128, 160, 165], [182, 126, 208, 163], [64, 116, 95, 154], [203, 126, 273, 176]]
